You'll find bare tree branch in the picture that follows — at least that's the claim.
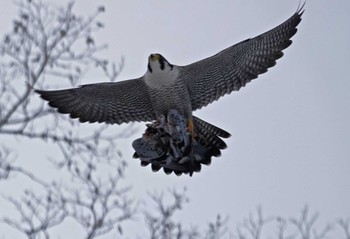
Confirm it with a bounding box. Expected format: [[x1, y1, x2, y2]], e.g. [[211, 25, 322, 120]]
[[338, 218, 350, 239], [276, 217, 297, 239], [143, 188, 201, 239], [0, 1, 134, 238], [0, 146, 15, 180], [289, 205, 332, 239], [235, 206, 273, 239], [204, 214, 230, 239], [61, 158, 134, 239], [1, 185, 66, 239]]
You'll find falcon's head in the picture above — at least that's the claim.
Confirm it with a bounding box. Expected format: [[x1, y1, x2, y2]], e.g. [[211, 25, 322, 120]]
[[147, 53, 173, 73]]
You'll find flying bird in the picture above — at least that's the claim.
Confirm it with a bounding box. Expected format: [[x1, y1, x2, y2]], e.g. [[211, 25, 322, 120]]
[[36, 5, 304, 176]]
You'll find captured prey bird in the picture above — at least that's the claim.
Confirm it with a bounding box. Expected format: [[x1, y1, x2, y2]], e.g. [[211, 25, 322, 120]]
[[36, 5, 304, 176]]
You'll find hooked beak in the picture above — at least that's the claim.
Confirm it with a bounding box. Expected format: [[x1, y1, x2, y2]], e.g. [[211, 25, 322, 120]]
[[150, 54, 160, 62]]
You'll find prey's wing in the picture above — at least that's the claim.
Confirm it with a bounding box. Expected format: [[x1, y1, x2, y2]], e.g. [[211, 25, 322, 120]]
[[179, 5, 304, 111], [36, 78, 154, 124]]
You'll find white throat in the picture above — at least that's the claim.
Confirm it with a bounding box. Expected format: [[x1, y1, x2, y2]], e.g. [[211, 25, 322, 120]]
[[144, 62, 179, 88]]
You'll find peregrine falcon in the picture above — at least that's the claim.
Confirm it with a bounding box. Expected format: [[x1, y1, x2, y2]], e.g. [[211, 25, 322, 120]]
[[36, 5, 304, 176]]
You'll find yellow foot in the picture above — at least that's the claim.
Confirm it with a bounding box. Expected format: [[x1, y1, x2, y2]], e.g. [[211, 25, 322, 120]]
[[187, 118, 195, 137]]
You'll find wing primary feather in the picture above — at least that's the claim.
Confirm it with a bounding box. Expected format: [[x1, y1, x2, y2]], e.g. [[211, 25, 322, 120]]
[[180, 5, 304, 111], [35, 79, 154, 125]]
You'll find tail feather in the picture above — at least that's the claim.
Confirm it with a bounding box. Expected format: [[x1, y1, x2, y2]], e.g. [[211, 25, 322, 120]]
[[193, 116, 231, 138], [193, 116, 231, 151]]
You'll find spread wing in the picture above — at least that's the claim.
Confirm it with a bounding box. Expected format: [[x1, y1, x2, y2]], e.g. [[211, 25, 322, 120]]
[[36, 78, 154, 124], [179, 5, 304, 111]]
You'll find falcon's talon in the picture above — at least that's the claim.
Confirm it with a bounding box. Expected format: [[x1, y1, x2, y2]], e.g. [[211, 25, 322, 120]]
[[35, 5, 304, 176], [187, 119, 197, 139], [132, 110, 231, 175]]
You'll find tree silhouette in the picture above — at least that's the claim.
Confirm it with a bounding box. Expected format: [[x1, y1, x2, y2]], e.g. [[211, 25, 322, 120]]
[[0, 1, 348, 238], [0, 1, 133, 238]]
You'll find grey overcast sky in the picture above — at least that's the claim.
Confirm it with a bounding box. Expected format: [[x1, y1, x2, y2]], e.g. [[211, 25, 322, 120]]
[[1, 0, 349, 238]]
